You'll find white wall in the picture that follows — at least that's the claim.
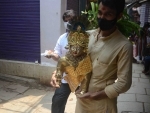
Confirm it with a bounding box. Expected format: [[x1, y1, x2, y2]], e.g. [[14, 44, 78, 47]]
[[40, 0, 67, 66]]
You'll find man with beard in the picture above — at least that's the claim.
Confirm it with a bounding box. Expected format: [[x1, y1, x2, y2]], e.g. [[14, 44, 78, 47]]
[[75, 0, 132, 112]]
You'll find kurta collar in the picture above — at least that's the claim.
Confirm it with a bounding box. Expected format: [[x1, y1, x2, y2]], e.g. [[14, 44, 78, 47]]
[[98, 28, 120, 41]]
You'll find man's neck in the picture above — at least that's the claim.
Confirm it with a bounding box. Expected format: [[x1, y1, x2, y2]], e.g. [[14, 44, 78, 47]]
[[99, 26, 117, 37]]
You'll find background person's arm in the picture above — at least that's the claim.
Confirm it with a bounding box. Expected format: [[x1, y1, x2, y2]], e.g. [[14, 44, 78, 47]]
[[45, 51, 60, 61]]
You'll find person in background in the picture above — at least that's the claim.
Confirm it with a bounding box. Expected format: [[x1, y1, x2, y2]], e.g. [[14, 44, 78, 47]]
[[75, 0, 133, 112], [128, 31, 139, 63], [141, 22, 150, 61], [45, 10, 77, 113], [142, 27, 150, 75]]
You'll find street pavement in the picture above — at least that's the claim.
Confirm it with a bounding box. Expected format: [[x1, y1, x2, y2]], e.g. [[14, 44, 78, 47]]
[[0, 63, 150, 113]]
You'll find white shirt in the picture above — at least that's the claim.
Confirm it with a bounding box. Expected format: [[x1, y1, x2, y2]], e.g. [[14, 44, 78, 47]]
[[54, 32, 68, 83]]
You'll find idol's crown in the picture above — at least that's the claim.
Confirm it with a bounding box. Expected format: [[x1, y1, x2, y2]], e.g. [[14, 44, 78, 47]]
[[68, 16, 89, 49]]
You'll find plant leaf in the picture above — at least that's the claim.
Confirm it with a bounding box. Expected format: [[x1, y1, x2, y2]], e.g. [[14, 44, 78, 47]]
[[91, 2, 95, 12]]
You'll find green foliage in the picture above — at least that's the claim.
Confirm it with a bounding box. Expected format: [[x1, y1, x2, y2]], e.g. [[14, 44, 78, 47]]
[[81, 2, 98, 30], [117, 10, 141, 37], [81, 2, 141, 37]]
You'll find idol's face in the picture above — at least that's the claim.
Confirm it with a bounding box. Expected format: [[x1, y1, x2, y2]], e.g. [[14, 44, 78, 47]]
[[70, 45, 84, 57]]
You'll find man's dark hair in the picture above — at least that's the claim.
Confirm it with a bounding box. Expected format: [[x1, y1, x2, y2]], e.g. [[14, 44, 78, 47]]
[[143, 22, 150, 28], [62, 10, 76, 22], [98, 0, 125, 15]]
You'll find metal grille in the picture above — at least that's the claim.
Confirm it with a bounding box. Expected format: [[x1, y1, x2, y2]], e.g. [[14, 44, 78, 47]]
[[145, 2, 150, 23], [140, 2, 150, 27]]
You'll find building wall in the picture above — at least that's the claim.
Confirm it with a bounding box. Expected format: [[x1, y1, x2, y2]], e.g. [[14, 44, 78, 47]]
[[0, 59, 55, 85], [40, 0, 67, 67], [0, 0, 67, 85]]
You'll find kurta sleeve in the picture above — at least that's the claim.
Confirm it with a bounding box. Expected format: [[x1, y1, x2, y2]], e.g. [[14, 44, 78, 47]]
[[105, 42, 133, 99]]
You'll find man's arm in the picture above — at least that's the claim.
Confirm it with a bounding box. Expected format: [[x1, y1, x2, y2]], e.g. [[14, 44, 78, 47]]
[[50, 58, 64, 87], [76, 43, 133, 100], [105, 43, 133, 99], [45, 34, 64, 61], [45, 50, 60, 61], [76, 90, 108, 100], [50, 70, 58, 87]]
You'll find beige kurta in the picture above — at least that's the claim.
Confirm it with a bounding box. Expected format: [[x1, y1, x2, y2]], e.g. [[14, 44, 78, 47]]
[[75, 29, 133, 113]]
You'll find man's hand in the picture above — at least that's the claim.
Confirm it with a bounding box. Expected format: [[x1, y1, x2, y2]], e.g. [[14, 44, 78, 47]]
[[45, 54, 52, 58], [45, 50, 60, 61], [50, 71, 60, 88], [76, 90, 107, 100], [76, 92, 91, 99], [45, 50, 53, 59], [75, 88, 81, 95]]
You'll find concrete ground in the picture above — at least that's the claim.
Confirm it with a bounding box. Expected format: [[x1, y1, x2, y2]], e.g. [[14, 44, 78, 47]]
[[0, 63, 150, 113]]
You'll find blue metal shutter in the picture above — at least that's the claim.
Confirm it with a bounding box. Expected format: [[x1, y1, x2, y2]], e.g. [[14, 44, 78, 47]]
[[0, 0, 40, 63]]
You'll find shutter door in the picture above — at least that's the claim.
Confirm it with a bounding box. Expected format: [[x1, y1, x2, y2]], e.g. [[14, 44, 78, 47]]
[[0, 0, 40, 63]]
